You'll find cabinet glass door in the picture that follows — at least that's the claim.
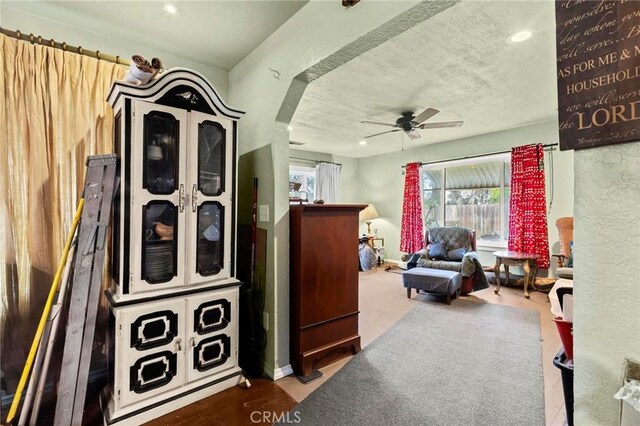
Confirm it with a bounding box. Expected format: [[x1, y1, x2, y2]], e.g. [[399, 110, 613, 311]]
[[142, 202, 178, 284], [196, 202, 224, 276], [132, 101, 187, 294], [197, 121, 225, 196], [143, 111, 179, 194], [187, 111, 232, 285]]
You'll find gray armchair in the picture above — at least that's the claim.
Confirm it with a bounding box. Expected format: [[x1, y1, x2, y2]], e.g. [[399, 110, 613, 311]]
[[415, 227, 486, 294]]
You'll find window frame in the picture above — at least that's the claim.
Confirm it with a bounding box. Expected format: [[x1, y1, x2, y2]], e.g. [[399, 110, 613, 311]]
[[289, 164, 316, 202], [421, 153, 511, 249]]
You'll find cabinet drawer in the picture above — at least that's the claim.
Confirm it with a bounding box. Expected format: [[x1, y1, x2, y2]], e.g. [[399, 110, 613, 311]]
[[299, 313, 358, 352], [192, 333, 234, 374], [116, 300, 186, 408], [129, 310, 179, 351], [129, 350, 180, 395], [186, 288, 238, 382], [193, 297, 232, 335]]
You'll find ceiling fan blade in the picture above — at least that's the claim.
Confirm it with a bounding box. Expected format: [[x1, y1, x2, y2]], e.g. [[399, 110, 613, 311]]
[[360, 120, 397, 127], [406, 130, 421, 140], [413, 108, 440, 124], [418, 121, 464, 129], [364, 129, 401, 139]]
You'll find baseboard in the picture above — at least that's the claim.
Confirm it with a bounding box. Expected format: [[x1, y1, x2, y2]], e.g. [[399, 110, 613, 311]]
[[272, 364, 293, 380], [262, 360, 292, 380]]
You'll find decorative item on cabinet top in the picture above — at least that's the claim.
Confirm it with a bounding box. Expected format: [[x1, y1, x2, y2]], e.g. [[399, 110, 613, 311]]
[[106, 68, 245, 304]]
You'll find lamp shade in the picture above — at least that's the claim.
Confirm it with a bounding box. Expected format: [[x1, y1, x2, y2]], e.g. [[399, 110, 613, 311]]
[[359, 204, 379, 222]]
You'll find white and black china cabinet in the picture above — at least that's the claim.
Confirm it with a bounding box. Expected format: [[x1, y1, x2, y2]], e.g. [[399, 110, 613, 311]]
[[102, 68, 246, 424]]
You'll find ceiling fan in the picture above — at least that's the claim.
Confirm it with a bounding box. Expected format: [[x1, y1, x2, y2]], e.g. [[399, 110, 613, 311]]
[[361, 108, 463, 140]]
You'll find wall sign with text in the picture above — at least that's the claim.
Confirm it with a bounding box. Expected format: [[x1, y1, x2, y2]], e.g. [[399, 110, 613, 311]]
[[556, 0, 640, 151]]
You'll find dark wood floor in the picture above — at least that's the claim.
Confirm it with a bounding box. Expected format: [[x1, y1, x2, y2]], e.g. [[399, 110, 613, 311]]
[[144, 379, 297, 426], [7, 377, 296, 425]]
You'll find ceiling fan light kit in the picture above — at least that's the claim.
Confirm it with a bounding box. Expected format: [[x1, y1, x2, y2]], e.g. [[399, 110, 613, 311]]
[[361, 108, 463, 140]]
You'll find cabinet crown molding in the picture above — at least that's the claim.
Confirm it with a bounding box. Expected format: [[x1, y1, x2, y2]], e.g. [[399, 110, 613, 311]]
[[107, 67, 245, 120]]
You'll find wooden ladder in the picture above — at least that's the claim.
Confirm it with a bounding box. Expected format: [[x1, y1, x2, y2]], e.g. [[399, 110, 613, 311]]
[[53, 154, 118, 426]]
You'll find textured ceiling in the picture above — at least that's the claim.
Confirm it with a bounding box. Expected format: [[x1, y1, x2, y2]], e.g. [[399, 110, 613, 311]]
[[289, 0, 558, 158], [3, 0, 308, 71]]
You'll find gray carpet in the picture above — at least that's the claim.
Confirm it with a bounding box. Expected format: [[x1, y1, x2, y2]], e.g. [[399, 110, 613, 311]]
[[288, 299, 544, 426]]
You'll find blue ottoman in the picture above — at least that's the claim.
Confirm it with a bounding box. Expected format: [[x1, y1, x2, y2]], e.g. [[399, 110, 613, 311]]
[[402, 267, 463, 304]]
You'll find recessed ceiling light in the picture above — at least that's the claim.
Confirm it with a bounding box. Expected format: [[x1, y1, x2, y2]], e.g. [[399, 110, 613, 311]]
[[509, 30, 532, 43], [287, 125, 293, 131], [163, 4, 178, 15], [359, 140, 367, 146]]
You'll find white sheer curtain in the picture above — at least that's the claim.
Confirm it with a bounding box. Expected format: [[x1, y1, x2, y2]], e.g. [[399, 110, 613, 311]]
[[315, 162, 341, 203]]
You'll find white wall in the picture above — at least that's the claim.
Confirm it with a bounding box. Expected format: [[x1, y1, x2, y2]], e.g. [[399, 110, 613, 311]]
[[356, 120, 575, 271], [0, 5, 229, 99], [574, 142, 640, 425]]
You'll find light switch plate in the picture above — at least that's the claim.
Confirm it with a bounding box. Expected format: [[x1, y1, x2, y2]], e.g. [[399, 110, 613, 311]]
[[259, 205, 269, 222]]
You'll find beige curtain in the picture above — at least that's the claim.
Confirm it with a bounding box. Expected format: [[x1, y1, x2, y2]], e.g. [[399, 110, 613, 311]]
[[0, 33, 125, 387]]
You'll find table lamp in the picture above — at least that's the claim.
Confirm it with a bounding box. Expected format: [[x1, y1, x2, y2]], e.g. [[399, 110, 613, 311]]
[[359, 204, 379, 235]]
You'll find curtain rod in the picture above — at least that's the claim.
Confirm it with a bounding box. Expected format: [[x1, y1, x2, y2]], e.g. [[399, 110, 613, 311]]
[[0, 27, 131, 66], [289, 157, 342, 166], [401, 143, 558, 168]]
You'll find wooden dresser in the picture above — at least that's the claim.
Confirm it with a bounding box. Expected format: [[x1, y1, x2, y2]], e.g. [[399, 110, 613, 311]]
[[289, 204, 366, 377]]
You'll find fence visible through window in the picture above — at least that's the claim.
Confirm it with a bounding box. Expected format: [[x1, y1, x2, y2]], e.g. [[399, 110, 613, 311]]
[[422, 156, 510, 246]]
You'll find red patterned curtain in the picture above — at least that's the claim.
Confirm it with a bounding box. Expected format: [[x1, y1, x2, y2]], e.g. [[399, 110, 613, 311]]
[[508, 144, 550, 269], [400, 162, 424, 253]]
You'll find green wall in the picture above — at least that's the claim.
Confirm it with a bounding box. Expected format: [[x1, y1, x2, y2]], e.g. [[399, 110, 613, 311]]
[[356, 120, 575, 269], [229, 0, 422, 377], [0, 5, 229, 98], [289, 148, 333, 164], [574, 142, 640, 425]]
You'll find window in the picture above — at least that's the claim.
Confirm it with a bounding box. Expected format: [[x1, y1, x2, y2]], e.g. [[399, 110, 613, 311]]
[[422, 155, 511, 247], [289, 165, 315, 202]]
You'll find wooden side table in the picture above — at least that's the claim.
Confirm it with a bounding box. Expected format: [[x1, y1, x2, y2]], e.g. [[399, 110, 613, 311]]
[[493, 250, 540, 298]]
